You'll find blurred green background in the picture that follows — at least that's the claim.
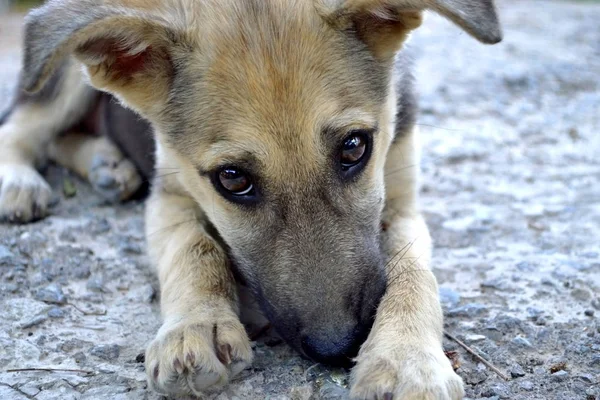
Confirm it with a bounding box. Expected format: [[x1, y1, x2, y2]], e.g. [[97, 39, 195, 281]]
[[4, 0, 44, 12]]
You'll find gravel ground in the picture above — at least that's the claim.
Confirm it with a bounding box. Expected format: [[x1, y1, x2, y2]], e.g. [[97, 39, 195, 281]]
[[1, 1, 599, 399]]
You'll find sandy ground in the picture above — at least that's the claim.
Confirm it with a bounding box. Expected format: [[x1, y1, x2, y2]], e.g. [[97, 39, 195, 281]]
[[1, 1, 599, 399]]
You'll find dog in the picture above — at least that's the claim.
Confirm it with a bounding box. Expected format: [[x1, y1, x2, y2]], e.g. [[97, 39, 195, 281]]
[[0, 0, 502, 398]]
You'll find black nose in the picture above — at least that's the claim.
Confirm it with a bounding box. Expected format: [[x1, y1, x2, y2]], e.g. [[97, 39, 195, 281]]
[[300, 322, 371, 367]]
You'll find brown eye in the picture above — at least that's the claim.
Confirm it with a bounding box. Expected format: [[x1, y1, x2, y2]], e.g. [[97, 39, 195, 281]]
[[218, 167, 253, 195], [341, 132, 367, 170]]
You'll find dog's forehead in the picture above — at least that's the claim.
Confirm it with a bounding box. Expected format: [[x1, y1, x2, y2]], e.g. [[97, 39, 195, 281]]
[[166, 0, 388, 167]]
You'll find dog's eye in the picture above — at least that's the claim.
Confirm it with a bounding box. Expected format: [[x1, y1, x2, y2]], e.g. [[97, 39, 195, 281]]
[[217, 167, 253, 196], [340, 131, 368, 171]]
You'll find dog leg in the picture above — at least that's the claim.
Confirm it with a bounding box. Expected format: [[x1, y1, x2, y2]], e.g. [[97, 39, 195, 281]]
[[350, 127, 464, 400], [0, 60, 95, 222], [48, 132, 142, 202], [144, 177, 252, 397]]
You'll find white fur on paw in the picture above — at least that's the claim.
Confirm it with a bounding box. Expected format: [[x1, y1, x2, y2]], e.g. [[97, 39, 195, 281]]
[[0, 164, 51, 223], [145, 317, 253, 397], [350, 344, 464, 400], [88, 154, 142, 202]]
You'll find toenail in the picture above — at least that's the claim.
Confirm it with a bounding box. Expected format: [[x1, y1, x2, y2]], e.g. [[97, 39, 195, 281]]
[[173, 358, 183, 372], [217, 344, 232, 365]]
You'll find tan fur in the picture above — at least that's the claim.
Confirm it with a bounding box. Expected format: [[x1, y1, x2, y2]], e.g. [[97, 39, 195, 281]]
[[351, 126, 464, 398], [0, 61, 94, 221], [143, 181, 252, 396], [3, 0, 502, 398]]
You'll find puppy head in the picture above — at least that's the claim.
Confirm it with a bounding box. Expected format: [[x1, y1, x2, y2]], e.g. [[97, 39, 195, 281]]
[[24, 0, 501, 365]]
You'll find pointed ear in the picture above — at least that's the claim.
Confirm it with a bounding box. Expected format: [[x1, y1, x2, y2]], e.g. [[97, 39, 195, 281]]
[[317, 0, 502, 60], [22, 0, 187, 115]]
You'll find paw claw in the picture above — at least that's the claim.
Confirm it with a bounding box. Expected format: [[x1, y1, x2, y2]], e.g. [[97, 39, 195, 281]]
[[146, 317, 252, 397], [383, 393, 393, 400], [173, 358, 184, 374], [217, 343, 232, 365]]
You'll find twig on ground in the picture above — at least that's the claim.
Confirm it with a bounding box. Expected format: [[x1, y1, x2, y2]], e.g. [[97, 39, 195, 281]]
[[444, 330, 510, 381], [66, 302, 107, 316], [6, 368, 95, 376]]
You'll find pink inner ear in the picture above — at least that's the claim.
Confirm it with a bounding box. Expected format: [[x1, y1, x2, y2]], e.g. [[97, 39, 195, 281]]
[[80, 38, 152, 80], [111, 45, 152, 78]]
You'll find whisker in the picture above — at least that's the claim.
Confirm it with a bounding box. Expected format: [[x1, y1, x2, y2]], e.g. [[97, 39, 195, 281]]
[[384, 155, 444, 178], [387, 253, 426, 288], [416, 123, 462, 132], [385, 239, 417, 275], [384, 241, 413, 269], [138, 171, 180, 187]]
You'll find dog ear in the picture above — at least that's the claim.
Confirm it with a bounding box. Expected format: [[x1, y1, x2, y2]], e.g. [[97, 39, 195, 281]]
[[22, 0, 186, 115], [317, 0, 502, 60]]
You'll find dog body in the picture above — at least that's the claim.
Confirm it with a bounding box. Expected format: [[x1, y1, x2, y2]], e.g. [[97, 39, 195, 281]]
[[0, 1, 501, 398]]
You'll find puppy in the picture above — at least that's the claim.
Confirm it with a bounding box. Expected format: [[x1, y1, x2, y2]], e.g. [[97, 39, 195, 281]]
[[0, 0, 502, 398]]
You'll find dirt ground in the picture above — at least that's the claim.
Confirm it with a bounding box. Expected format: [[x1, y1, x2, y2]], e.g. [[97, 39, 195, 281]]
[[1, 1, 599, 399]]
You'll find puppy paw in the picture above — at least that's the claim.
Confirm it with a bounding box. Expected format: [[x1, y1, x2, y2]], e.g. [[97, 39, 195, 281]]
[[0, 163, 51, 223], [350, 344, 464, 400], [88, 153, 142, 202], [145, 316, 253, 397]]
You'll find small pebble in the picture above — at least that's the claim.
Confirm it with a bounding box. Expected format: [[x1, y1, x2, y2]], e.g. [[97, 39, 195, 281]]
[[86, 277, 106, 293], [584, 309, 594, 317], [551, 370, 569, 382], [510, 364, 526, 378], [90, 344, 121, 361], [526, 307, 544, 318], [510, 336, 533, 348], [48, 307, 65, 318], [465, 334, 486, 343], [34, 284, 67, 305]]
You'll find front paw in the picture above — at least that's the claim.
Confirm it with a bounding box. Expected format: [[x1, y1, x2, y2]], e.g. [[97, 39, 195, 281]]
[[0, 163, 51, 223], [145, 316, 253, 397], [350, 343, 464, 400]]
